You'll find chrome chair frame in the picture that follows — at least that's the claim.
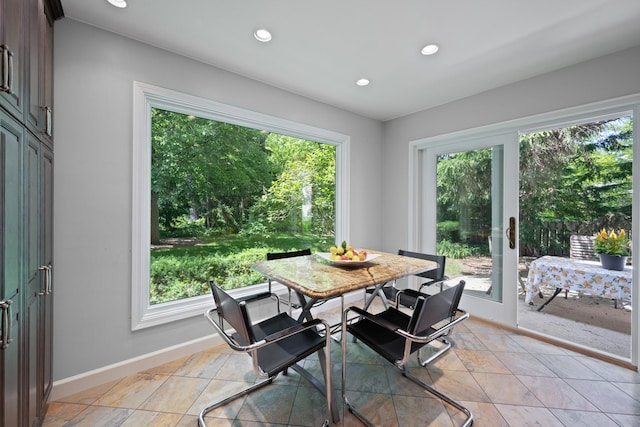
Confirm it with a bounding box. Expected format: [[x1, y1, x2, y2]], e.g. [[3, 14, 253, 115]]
[[199, 282, 334, 426], [366, 250, 448, 310], [342, 281, 473, 427]]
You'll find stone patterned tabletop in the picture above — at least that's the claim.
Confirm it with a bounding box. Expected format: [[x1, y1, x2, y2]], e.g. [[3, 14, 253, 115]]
[[252, 250, 437, 300]]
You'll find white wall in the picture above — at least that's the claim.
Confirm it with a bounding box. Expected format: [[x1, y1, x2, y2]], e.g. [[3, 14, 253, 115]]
[[53, 19, 383, 381], [381, 46, 640, 254]]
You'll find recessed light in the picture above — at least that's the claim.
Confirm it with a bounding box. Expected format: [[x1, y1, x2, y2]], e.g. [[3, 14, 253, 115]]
[[421, 44, 439, 55], [107, 0, 127, 8], [356, 78, 370, 86], [254, 29, 272, 42]]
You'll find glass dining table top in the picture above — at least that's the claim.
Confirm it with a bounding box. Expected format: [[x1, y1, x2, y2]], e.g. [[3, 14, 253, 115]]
[[252, 249, 438, 300]]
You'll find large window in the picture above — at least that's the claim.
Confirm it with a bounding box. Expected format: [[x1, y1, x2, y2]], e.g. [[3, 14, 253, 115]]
[[132, 82, 350, 330]]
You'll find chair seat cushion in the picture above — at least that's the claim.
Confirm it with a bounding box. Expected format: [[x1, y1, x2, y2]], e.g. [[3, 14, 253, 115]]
[[368, 286, 420, 309], [237, 313, 326, 377], [348, 309, 433, 364]]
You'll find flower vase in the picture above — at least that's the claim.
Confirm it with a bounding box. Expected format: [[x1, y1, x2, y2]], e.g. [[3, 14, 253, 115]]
[[598, 254, 628, 271]]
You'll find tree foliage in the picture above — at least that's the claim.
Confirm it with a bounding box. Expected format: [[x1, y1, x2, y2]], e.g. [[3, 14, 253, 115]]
[[519, 118, 632, 223], [245, 134, 336, 235], [151, 108, 336, 240], [437, 148, 493, 244], [436, 116, 633, 254]]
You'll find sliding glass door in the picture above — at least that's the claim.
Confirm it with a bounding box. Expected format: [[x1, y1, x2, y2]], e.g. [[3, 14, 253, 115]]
[[517, 112, 633, 359], [414, 104, 637, 364], [419, 133, 519, 324]]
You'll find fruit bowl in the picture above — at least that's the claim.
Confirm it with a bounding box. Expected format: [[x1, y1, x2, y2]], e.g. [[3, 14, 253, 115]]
[[316, 252, 380, 266]]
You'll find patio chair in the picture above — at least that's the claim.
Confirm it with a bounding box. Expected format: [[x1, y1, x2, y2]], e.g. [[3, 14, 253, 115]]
[[199, 281, 334, 427], [342, 280, 472, 427], [366, 250, 448, 309]]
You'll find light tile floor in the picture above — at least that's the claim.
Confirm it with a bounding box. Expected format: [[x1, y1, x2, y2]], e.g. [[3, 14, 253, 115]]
[[43, 314, 640, 427]]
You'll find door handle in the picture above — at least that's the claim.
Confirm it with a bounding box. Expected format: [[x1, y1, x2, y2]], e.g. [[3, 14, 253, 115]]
[[506, 217, 516, 249]]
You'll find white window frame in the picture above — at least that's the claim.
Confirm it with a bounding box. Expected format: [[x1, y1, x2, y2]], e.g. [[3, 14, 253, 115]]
[[131, 82, 350, 330]]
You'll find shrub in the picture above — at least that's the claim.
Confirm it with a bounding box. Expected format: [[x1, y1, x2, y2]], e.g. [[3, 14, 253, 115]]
[[150, 247, 269, 304], [436, 239, 479, 259], [437, 220, 459, 241]]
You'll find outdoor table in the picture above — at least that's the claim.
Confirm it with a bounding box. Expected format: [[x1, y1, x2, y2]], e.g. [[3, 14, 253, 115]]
[[525, 255, 632, 311], [252, 249, 438, 322]]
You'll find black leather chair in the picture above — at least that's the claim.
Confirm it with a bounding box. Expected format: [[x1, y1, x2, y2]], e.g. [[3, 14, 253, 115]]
[[367, 250, 448, 309], [199, 281, 334, 426], [266, 248, 312, 314], [342, 280, 472, 427]]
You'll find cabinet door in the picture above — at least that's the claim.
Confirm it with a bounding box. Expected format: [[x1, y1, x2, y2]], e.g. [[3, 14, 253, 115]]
[[25, 135, 52, 426], [26, 0, 43, 134], [0, 0, 25, 119], [1, 108, 23, 427], [25, 133, 41, 426], [39, 146, 53, 414], [41, 15, 53, 145]]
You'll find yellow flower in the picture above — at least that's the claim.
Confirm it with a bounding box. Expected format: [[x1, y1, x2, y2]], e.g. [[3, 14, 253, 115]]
[[594, 228, 630, 256]]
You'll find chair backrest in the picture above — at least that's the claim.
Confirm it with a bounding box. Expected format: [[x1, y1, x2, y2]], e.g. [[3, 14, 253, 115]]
[[398, 249, 446, 281], [408, 280, 465, 336], [266, 248, 312, 260], [209, 281, 254, 346], [266, 249, 312, 297], [569, 235, 598, 261]]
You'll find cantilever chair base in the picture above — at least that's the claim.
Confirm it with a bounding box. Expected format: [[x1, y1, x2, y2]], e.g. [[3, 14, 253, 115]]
[[342, 365, 473, 427], [198, 364, 331, 427], [342, 281, 473, 427], [200, 282, 336, 426]]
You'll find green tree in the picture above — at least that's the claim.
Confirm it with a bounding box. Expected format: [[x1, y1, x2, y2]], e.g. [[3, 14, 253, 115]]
[[519, 118, 632, 223], [151, 109, 275, 237], [246, 134, 336, 235], [436, 148, 492, 244]]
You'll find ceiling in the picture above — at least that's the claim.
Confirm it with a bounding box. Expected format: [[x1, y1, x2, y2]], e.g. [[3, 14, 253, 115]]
[[60, 0, 640, 122]]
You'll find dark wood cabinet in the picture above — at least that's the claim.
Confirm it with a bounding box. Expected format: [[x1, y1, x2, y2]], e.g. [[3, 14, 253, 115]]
[[0, 1, 61, 426], [0, 108, 24, 427], [26, 0, 55, 145], [0, 0, 26, 120]]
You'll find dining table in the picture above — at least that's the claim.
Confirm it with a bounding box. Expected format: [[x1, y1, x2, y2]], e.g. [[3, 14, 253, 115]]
[[252, 249, 438, 322], [251, 249, 437, 423], [525, 255, 632, 311]]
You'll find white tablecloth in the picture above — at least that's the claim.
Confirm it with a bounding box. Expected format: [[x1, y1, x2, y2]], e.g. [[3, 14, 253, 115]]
[[525, 255, 632, 304]]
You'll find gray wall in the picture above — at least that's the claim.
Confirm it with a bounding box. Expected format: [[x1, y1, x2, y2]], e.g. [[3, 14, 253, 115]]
[[54, 16, 640, 382], [381, 46, 640, 254], [53, 19, 383, 381]]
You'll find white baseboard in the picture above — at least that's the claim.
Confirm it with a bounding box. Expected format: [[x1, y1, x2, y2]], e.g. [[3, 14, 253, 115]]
[[50, 333, 223, 401], [50, 289, 365, 401]]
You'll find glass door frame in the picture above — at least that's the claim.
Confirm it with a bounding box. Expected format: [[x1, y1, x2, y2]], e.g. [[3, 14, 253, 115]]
[[408, 95, 639, 367], [410, 131, 519, 325]]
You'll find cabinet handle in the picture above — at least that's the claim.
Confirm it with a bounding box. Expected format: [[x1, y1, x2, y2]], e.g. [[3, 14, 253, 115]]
[[1, 45, 8, 92], [45, 107, 53, 137], [1, 301, 5, 349], [6, 48, 13, 94], [1, 300, 12, 350], [46, 264, 52, 294], [38, 265, 52, 296]]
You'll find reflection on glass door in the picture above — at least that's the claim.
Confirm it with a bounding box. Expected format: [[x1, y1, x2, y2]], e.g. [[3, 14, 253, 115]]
[[517, 113, 633, 359], [435, 146, 504, 302]]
